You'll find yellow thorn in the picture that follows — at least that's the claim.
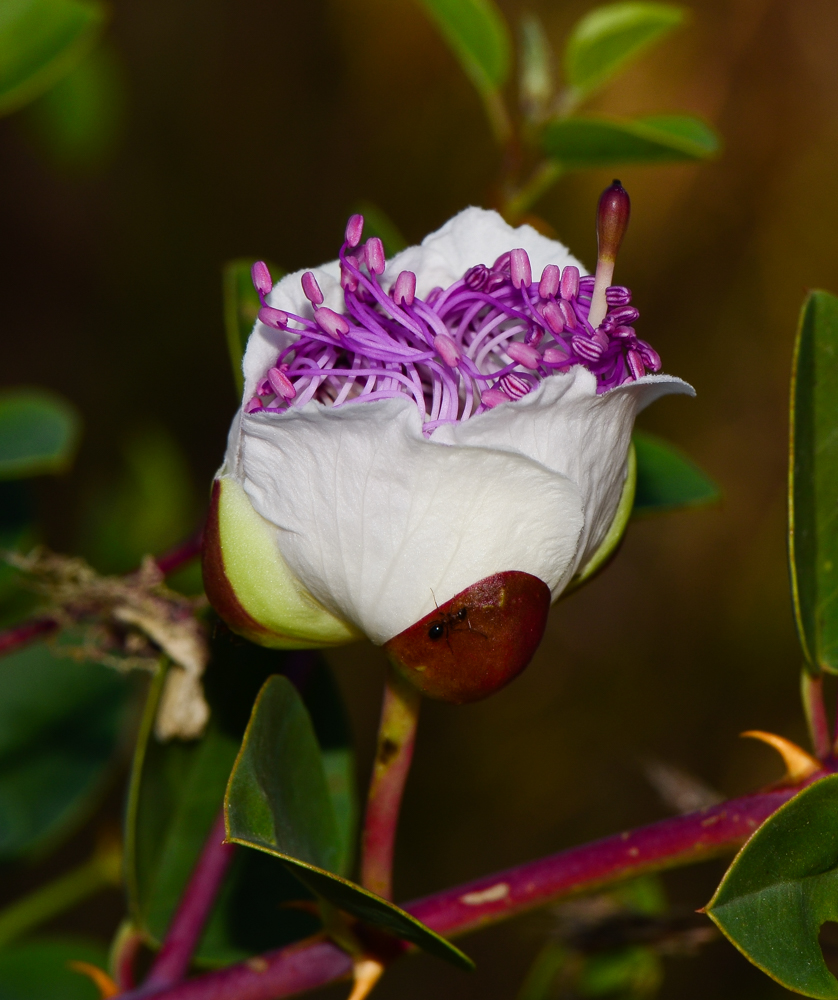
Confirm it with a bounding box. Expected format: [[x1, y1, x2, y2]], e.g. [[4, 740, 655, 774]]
[[68, 961, 120, 998], [346, 957, 385, 1000], [741, 730, 822, 782]]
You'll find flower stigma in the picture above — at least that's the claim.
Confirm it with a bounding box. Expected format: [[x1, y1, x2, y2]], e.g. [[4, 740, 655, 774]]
[[245, 185, 660, 435]]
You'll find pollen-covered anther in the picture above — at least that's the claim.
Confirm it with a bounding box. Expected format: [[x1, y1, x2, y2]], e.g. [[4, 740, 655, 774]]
[[482, 387, 512, 408], [510, 248, 532, 289], [268, 367, 296, 400], [251, 261, 273, 298], [560, 265, 580, 300], [258, 305, 288, 329], [345, 213, 364, 248], [393, 270, 416, 306], [507, 342, 542, 369], [538, 264, 560, 299], [434, 333, 461, 367], [302, 271, 324, 306], [365, 237, 386, 276], [315, 307, 350, 338], [542, 300, 565, 334]]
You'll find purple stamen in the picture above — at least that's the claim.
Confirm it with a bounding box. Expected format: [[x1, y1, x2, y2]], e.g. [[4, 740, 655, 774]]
[[302, 272, 324, 306], [245, 216, 663, 434]]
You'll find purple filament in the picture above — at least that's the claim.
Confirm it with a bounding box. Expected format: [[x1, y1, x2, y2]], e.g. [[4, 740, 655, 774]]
[[246, 219, 662, 435]]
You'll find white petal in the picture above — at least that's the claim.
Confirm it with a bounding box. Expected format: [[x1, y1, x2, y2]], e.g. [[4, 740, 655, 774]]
[[237, 398, 584, 644], [432, 368, 695, 576]]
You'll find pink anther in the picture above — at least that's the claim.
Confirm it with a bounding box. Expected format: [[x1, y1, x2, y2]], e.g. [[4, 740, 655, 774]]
[[393, 270, 416, 306], [302, 271, 324, 306], [542, 301, 565, 334], [345, 214, 364, 248], [538, 264, 560, 299], [365, 237, 386, 276], [267, 367, 296, 400], [482, 387, 513, 408], [258, 306, 288, 329], [315, 307, 350, 338], [507, 342, 542, 369], [509, 249, 532, 290], [560, 266, 580, 300], [434, 333, 461, 367], [251, 261, 273, 298]]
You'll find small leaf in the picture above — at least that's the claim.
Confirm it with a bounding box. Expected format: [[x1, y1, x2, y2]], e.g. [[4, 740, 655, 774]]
[[632, 431, 720, 516], [0, 644, 128, 859], [789, 291, 838, 674], [0, 389, 80, 480], [416, 0, 511, 94], [222, 258, 284, 397], [0, 938, 110, 1000], [706, 775, 838, 999], [0, 0, 107, 117], [541, 114, 720, 169], [226, 675, 473, 970], [125, 635, 356, 965], [564, 2, 685, 100]]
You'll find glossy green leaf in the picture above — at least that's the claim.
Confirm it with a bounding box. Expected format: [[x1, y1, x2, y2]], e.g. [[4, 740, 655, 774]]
[[541, 114, 720, 169], [22, 43, 124, 171], [632, 431, 720, 516], [0, 0, 106, 117], [223, 258, 284, 397], [226, 675, 472, 970], [125, 637, 355, 965], [417, 0, 511, 95], [706, 775, 838, 998], [0, 938, 109, 1000], [0, 644, 128, 859], [565, 2, 685, 100], [350, 202, 408, 257], [789, 291, 838, 674], [0, 389, 80, 480]]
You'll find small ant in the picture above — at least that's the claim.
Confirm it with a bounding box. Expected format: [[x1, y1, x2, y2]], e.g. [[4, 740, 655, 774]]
[[427, 593, 486, 648]]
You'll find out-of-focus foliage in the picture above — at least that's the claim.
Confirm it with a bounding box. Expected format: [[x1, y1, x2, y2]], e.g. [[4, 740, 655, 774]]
[[0, 0, 106, 117], [0, 644, 128, 860], [632, 431, 720, 516], [0, 938, 109, 999], [0, 389, 80, 480]]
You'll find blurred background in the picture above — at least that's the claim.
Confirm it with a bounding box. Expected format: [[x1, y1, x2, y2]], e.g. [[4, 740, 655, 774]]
[[2, 0, 837, 996]]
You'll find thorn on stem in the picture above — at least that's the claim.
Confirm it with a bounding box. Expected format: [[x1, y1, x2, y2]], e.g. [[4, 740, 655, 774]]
[[741, 730, 821, 783]]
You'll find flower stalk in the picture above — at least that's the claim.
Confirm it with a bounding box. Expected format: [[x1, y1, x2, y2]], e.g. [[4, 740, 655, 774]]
[[360, 665, 422, 900], [111, 767, 835, 1000]]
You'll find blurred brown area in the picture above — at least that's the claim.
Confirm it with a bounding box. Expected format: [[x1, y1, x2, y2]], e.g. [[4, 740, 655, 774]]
[[1, 0, 836, 996]]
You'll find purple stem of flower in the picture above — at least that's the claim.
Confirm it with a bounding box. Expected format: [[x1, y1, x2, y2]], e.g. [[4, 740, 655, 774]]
[[141, 810, 236, 992], [245, 217, 663, 435], [112, 769, 836, 1000]]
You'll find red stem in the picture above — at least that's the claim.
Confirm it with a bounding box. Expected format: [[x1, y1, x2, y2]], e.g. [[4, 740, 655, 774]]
[[142, 810, 236, 991], [114, 771, 833, 1000], [801, 671, 831, 759], [360, 666, 422, 900], [154, 529, 205, 577]]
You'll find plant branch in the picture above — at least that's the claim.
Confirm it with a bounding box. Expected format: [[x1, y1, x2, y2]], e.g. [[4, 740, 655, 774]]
[[113, 769, 833, 1000], [801, 670, 831, 759], [360, 665, 422, 900], [141, 809, 236, 991], [503, 160, 564, 225]]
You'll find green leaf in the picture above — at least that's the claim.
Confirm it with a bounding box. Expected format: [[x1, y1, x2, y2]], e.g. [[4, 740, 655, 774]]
[[541, 114, 720, 169], [22, 43, 125, 171], [0, 0, 106, 117], [350, 202, 408, 257], [632, 431, 721, 516], [789, 291, 838, 674], [125, 636, 356, 965], [0, 389, 80, 480], [565, 2, 685, 101], [706, 775, 838, 999], [0, 644, 128, 859], [416, 0, 511, 138], [223, 259, 284, 397], [226, 675, 473, 970], [0, 938, 109, 1000]]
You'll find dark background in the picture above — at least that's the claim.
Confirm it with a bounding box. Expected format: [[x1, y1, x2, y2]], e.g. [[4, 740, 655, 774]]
[[3, 0, 837, 996]]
